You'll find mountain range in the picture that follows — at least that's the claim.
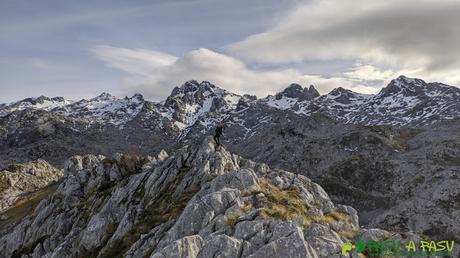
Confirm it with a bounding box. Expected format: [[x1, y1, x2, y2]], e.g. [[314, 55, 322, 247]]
[[1, 76, 460, 257], [2, 76, 460, 130]]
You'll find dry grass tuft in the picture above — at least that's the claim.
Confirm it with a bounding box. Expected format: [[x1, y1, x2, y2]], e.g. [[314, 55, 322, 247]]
[[241, 179, 351, 227], [257, 179, 309, 221]]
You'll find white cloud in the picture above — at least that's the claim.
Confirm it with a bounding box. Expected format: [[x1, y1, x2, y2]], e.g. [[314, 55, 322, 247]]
[[91, 46, 378, 100], [230, 0, 460, 86], [344, 65, 396, 82], [92, 45, 178, 76]]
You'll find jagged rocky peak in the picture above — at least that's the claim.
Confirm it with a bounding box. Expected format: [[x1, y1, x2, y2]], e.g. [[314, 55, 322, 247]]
[[71, 92, 144, 105], [328, 87, 350, 96], [0, 136, 419, 258], [4, 95, 71, 112], [263, 83, 319, 111], [56, 92, 146, 125], [91, 92, 117, 101], [0, 92, 148, 120], [170, 80, 199, 97], [164, 80, 241, 128], [66, 92, 137, 110], [393, 75, 427, 86], [324, 87, 369, 105], [276, 83, 302, 99], [168, 80, 222, 101], [128, 93, 144, 102], [276, 83, 320, 101], [377, 75, 430, 98], [22, 95, 66, 104], [71, 92, 144, 109], [376, 75, 460, 102]]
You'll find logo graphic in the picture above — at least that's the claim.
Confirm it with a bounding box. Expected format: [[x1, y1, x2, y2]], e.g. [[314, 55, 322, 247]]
[[341, 242, 355, 256], [341, 239, 455, 257]]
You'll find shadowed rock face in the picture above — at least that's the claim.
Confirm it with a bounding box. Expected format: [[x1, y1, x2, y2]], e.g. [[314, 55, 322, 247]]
[[0, 137, 435, 258]]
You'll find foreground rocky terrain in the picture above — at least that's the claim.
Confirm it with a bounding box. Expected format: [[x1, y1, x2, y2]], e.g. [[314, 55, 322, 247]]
[[1, 138, 440, 258], [0, 75, 459, 256]]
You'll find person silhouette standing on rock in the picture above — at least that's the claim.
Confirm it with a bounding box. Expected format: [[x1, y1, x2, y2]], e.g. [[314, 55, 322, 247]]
[[214, 123, 224, 146]]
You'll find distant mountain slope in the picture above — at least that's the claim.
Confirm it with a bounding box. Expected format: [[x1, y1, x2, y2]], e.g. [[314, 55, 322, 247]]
[[261, 75, 460, 127]]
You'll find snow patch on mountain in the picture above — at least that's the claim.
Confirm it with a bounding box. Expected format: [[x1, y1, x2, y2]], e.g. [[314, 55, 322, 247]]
[[164, 80, 242, 130], [2, 75, 460, 130], [56, 93, 145, 125], [262, 76, 460, 127], [0, 93, 145, 126], [264, 96, 299, 110], [0, 96, 72, 117]]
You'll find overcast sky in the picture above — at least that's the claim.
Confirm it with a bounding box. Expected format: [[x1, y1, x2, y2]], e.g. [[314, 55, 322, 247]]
[[1, 0, 459, 102]]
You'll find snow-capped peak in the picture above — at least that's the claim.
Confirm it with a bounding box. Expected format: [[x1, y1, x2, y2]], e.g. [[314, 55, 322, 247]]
[[323, 87, 371, 105], [275, 83, 320, 101], [2, 76, 460, 131], [377, 75, 430, 98], [263, 83, 320, 111], [59, 93, 145, 125], [129, 93, 144, 103], [259, 76, 460, 127], [0, 95, 72, 117], [91, 92, 117, 102], [328, 87, 349, 96], [393, 75, 426, 86], [167, 80, 226, 102], [163, 81, 242, 130]]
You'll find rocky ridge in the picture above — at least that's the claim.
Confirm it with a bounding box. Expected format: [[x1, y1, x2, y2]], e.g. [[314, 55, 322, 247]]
[[0, 137, 437, 258]]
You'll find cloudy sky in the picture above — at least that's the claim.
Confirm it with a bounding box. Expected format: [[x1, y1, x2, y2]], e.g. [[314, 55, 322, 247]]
[[1, 0, 459, 102]]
